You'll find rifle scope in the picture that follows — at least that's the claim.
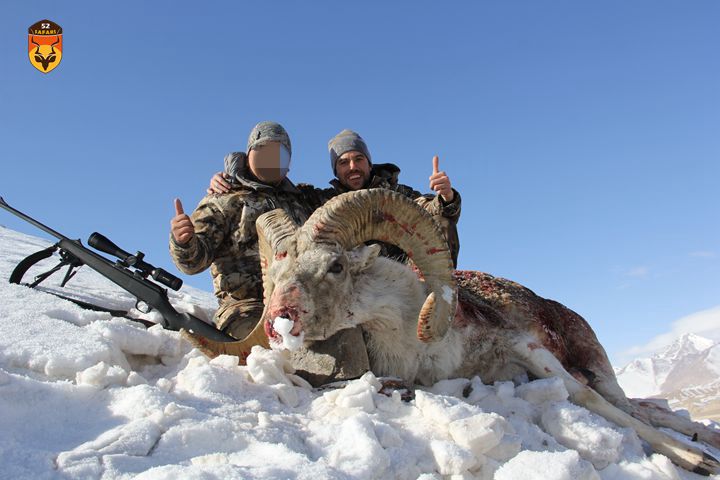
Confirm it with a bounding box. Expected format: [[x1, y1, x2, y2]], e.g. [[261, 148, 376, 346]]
[[88, 232, 183, 291]]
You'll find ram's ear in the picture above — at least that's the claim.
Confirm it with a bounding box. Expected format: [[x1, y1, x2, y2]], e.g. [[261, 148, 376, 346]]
[[348, 243, 382, 273]]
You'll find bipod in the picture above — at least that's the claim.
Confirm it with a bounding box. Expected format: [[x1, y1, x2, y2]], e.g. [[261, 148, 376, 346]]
[[9, 243, 84, 289]]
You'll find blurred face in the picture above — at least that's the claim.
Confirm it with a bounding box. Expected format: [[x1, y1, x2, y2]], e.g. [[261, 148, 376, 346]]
[[248, 141, 291, 184], [336, 151, 370, 190]]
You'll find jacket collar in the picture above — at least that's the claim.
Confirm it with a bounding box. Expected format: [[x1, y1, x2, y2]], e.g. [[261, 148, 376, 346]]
[[329, 162, 401, 193], [231, 155, 300, 194]]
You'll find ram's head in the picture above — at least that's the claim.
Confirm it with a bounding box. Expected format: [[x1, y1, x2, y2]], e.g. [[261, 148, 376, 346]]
[[254, 189, 457, 349]]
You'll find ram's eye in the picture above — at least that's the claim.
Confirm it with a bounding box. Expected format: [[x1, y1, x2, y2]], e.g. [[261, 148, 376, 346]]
[[328, 262, 344, 274]]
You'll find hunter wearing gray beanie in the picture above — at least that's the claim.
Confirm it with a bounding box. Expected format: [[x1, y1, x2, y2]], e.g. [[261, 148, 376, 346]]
[[328, 129, 372, 175], [247, 121, 292, 156]]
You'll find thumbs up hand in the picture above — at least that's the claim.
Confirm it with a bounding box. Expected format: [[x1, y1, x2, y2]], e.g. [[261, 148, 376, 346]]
[[429, 156, 454, 203], [171, 198, 195, 245]]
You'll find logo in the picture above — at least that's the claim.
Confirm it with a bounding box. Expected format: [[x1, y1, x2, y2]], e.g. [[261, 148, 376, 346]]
[[28, 19, 63, 73]]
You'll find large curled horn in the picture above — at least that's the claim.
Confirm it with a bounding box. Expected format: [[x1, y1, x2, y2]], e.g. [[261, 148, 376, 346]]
[[181, 209, 299, 363], [256, 208, 299, 305], [296, 189, 457, 342]]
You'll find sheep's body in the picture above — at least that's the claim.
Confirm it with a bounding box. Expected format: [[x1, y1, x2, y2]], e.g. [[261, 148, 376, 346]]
[[262, 246, 720, 475]]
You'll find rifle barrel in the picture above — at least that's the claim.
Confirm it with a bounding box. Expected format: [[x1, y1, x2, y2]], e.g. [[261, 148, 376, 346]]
[[0, 197, 68, 241]]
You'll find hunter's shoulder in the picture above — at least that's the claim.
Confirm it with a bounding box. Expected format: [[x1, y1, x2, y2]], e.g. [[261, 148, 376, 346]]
[[195, 189, 255, 218], [296, 183, 336, 205], [372, 162, 401, 179]]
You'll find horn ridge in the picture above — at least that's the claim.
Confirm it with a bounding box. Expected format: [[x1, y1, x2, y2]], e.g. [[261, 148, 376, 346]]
[[256, 209, 298, 305]]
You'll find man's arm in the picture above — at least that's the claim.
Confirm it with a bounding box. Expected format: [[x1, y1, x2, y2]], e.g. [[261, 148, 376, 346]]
[[206, 152, 247, 195], [387, 155, 461, 220], [398, 156, 462, 267], [413, 189, 462, 220], [296, 183, 336, 211], [169, 196, 230, 275]]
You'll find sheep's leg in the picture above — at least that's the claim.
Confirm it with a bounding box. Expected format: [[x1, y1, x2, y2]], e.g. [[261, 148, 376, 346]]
[[575, 367, 635, 413], [510, 335, 720, 476], [629, 398, 720, 451]]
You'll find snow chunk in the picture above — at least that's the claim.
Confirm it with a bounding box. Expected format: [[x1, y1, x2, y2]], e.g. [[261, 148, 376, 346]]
[[494, 380, 515, 400], [429, 377, 471, 398], [541, 401, 624, 469], [465, 376, 494, 403], [415, 390, 483, 426], [155, 377, 172, 393], [271, 316, 305, 351], [0, 308, 128, 381], [599, 454, 681, 480], [89, 320, 182, 360], [430, 439, 480, 475], [126, 371, 147, 386], [209, 354, 240, 368], [472, 385, 533, 421], [108, 384, 175, 420], [246, 346, 304, 407], [495, 450, 599, 480], [246, 347, 293, 383], [76, 361, 128, 388], [327, 413, 391, 478], [373, 420, 403, 449], [57, 417, 163, 472], [375, 388, 404, 413], [448, 412, 507, 455], [485, 433, 522, 462], [157, 416, 252, 460], [322, 371, 381, 412], [174, 355, 243, 399], [516, 377, 569, 404]]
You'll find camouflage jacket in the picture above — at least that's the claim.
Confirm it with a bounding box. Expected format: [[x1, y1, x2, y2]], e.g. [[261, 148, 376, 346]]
[[169, 157, 315, 305], [302, 163, 461, 266]]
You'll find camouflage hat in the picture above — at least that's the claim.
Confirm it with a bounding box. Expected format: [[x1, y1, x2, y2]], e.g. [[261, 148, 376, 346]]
[[247, 121, 292, 157], [328, 129, 372, 175]]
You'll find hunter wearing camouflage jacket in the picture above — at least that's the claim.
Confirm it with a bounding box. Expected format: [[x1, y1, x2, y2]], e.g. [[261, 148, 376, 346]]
[[169, 153, 315, 339]]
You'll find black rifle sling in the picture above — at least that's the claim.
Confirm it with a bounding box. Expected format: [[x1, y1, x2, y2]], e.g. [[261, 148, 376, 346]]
[[9, 244, 58, 285], [34, 290, 155, 328], [9, 244, 154, 328]]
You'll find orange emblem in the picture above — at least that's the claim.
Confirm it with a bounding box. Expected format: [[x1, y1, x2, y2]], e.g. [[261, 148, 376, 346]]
[[28, 20, 63, 73]]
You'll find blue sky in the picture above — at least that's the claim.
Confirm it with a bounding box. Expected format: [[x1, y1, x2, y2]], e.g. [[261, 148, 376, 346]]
[[1, 2, 718, 365]]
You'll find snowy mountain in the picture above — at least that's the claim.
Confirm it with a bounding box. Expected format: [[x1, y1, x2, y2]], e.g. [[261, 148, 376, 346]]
[[616, 334, 720, 423], [0, 225, 719, 479]]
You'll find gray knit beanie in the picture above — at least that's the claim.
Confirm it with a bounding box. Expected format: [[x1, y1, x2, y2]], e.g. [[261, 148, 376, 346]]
[[247, 121, 292, 156], [328, 129, 372, 174]]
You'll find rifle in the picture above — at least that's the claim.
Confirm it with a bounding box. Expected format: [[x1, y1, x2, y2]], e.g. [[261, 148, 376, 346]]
[[0, 196, 235, 343]]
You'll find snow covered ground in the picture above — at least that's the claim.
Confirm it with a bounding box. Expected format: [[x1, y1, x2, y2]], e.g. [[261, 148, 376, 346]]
[[1, 225, 718, 479]]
